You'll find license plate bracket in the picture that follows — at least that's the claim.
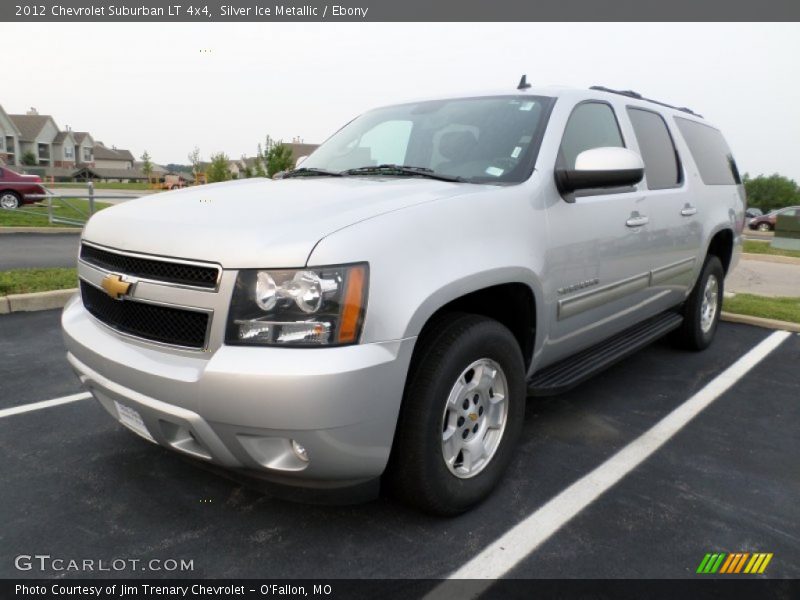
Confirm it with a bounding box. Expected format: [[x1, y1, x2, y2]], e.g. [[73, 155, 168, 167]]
[[114, 401, 155, 443]]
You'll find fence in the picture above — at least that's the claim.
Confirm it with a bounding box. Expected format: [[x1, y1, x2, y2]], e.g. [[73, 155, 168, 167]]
[[15, 183, 139, 227]]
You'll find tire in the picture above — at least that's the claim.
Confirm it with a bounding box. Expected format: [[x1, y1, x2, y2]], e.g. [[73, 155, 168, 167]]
[[757, 222, 772, 232], [386, 313, 526, 515], [674, 255, 724, 351], [0, 191, 20, 210]]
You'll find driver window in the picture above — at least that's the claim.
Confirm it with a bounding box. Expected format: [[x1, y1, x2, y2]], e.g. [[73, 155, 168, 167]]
[[431, 124, 480, 171], [559, 102, 624, 169]]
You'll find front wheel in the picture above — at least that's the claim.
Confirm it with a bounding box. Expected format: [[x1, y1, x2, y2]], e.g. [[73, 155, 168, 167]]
[[674, 255, 724, 351], [757, 222, 772, 232], [386, 314, 526, 515], [0, 191, 20, 210]]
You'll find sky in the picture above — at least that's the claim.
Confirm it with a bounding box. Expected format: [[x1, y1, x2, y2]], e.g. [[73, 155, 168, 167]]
[[3, 22, 799, 180]]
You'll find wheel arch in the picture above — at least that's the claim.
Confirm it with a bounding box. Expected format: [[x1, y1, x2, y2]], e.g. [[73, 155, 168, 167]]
[[405, 269, 541, 371], [705, 227, 735, 275]]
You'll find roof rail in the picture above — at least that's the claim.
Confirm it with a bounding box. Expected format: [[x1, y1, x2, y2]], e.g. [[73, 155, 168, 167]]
[[589, 86, 703, 118]]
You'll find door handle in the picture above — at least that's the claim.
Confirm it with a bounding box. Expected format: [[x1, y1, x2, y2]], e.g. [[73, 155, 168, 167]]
[[626, 215, 649, 227], [681, 206, 697, 217]]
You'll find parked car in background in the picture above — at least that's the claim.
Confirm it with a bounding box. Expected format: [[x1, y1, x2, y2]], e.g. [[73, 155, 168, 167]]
[[748, 206, 800, 231], [0, 166, 47, 209], [745, 207, 762, 219], [159, 174, 190, 191]]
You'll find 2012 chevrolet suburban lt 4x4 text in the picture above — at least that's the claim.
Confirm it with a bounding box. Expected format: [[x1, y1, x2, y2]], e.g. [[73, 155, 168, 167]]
[[62, 81, 744, 514]]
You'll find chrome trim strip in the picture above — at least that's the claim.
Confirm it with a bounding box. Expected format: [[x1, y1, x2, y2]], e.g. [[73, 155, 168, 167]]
[[557, 256, 698, 321], [80, 240, 222, 292], [558, 272, 650, 320], [79, 278, 213, 352], [650, 257, 696, 286]]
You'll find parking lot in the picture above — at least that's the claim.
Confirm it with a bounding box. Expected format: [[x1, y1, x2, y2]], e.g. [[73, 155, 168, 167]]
[[0, 310, 798, 583]]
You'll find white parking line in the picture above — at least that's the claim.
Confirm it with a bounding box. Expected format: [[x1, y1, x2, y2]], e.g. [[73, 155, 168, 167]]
[[426, 329, 792, 598], [0, 392, 91, 419]]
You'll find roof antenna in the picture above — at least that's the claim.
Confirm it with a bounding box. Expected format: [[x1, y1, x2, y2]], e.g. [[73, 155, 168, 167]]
[[517, 74, 531, 90]]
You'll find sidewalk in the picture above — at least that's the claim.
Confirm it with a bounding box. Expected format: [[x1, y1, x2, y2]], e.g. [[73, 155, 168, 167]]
[[728, 254, 800, 297]]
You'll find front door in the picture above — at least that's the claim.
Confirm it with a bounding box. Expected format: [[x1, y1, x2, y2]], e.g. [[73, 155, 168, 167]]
[[541, 100, 657, 366]]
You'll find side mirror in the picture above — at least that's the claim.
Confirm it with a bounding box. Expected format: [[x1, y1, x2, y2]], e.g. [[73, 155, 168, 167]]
[[555, 147, 644, 196]]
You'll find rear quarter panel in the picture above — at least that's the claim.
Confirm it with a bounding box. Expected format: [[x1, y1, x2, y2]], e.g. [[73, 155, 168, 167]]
[[668, 119, 745, 284]]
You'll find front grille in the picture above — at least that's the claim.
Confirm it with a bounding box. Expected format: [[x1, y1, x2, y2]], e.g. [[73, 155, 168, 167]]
[[80, 244, 219, 289], [80, 281, 209, 349]]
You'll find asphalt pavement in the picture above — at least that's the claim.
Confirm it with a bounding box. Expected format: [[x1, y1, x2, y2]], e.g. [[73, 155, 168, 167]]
[[0, 310, 797, 581], [0, 233, 80, 270]]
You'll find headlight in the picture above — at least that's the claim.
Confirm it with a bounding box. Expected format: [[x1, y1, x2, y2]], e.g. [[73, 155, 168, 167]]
[[225, 263, 368, 347]]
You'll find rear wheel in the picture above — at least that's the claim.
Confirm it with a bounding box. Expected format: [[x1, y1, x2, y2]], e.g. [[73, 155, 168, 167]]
[[0, 191, 20, 210], [674, 255, 724, 351], [386, 313, 526, 515]]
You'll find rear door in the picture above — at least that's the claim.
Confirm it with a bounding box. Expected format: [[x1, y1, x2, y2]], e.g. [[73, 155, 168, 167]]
[[625, 107, 702, 305]]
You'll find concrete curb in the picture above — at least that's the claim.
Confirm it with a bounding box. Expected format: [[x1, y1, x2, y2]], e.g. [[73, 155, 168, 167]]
[[0, 227, 81, 234], [721, 311, 800, 333], [0, 288, 77, 314], [741, 252, 800, 266]]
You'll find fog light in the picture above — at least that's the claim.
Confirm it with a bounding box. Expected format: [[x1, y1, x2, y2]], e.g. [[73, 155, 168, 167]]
[[291, 439, 309, 462]]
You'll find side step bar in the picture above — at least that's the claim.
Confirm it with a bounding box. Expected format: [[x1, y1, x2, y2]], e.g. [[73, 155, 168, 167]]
[[527, 311, 684, 397]]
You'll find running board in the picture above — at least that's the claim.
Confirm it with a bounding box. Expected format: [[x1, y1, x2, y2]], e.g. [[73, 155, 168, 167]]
[[527, 311, 684, 397]]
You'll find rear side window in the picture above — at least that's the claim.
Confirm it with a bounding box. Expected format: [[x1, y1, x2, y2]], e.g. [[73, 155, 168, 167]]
[[559, 102, 624, 169], [627, 108, 681, 190], [674, 117, 741, 185]]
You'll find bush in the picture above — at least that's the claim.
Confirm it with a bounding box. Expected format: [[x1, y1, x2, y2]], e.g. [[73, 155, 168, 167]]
[[206, 152, 231, 183]]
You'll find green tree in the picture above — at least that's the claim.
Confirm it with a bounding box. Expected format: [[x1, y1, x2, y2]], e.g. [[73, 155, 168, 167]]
[[266, 142, 294, 177], [140, 150, 153, 182], [743, 173, 800, 212], [21, 151, 36, 166], [206, 152, 231, 183]]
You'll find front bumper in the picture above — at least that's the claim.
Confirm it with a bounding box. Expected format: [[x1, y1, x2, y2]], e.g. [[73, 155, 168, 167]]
[[62, 294, 415, 490]]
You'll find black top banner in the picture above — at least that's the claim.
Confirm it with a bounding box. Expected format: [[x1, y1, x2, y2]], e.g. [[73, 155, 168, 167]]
[[3, 0, 800, 22]]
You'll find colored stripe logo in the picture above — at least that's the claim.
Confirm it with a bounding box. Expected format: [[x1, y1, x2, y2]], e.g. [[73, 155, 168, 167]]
[[696, 552, 773, 574]]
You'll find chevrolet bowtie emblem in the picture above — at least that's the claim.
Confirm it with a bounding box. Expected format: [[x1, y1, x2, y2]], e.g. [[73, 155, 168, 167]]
[[101, 274, 131, 300], [468, 413, 478, 422]]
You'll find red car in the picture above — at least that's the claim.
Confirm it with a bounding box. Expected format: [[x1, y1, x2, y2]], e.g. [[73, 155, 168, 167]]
[[0, 166, 47, 210], [748, 206, 800, 232]]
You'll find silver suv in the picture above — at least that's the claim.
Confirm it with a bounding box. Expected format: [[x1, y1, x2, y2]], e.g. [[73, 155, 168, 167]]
[[62, 82, 744, 514]]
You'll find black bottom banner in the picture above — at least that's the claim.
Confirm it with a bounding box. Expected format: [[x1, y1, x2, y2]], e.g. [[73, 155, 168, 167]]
[[3, 579, 799, 600]]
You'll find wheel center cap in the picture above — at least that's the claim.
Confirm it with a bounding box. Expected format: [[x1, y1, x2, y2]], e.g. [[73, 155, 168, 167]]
[[468, 412, 478, 422]]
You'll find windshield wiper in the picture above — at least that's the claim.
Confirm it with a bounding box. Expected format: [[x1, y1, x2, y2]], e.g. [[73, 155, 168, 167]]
[[281, 167, 343, 178], [342, 164, 465, 182]]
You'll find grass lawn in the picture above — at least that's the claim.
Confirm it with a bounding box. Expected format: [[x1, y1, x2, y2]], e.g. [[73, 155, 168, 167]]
[[0, 198, 111, 228], [0, 268, 78, 295], [743, 240, 800, 259], [53, 181, 154, 191], [724, 293, 800, 324]]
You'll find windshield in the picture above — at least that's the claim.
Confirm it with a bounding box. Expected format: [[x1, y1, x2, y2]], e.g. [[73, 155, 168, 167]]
[[300, 95, 554, 184]]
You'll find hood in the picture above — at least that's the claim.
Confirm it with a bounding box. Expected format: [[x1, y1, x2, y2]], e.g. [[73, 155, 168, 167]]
[[82, 177, 477, 268]]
